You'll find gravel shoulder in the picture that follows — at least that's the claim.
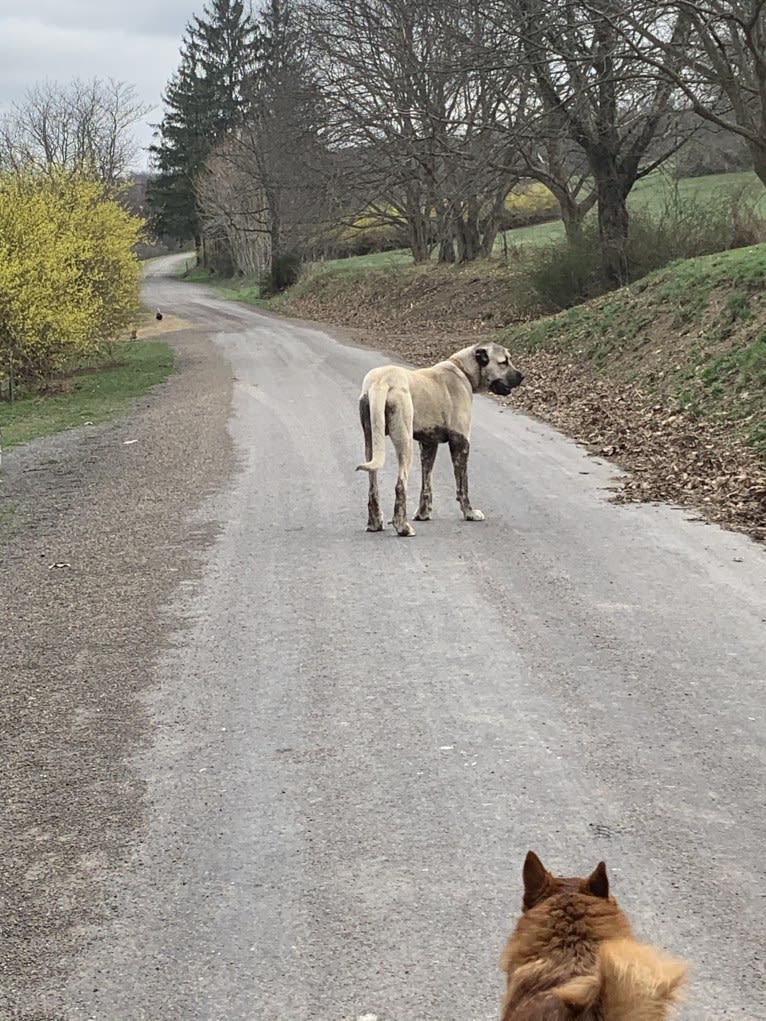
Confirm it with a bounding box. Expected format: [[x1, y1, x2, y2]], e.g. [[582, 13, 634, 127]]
[[0, 325, 236, 1018]]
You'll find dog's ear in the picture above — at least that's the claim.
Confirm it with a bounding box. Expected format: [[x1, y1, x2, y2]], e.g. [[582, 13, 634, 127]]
[[584, 861, 609, 899], [522, 850, 549, 910], [475, 346, 490, 367]]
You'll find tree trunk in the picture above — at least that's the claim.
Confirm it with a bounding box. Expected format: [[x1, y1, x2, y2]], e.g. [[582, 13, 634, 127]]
[[268, 181, 282, 267], [479, 223, 499, 258], [553, 190, 589, 247], [438, 238, 455, 263], [408, 212, 431, 263], [749, 141, 766, 189], [595, 171, 629, 286], [433, 201, 454, 263], [455, 202, 482, 263]]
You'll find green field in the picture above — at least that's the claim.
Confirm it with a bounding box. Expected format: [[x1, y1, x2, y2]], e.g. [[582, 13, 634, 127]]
[[329, 170, 766, 267], [0, 341, 175, 448]]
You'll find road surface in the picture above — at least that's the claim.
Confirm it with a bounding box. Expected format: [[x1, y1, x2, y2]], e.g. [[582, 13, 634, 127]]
[[20, 257, 766, 1019]]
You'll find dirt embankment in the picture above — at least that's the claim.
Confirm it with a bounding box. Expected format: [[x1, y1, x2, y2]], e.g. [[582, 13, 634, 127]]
[[279, 256, 766, 547]]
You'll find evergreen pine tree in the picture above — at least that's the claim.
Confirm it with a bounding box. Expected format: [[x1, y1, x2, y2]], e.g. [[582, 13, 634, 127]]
[[147, 0, 258, 248]]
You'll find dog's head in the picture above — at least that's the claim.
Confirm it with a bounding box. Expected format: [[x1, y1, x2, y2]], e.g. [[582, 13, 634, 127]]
[[473, 342, 524, 396], [521, 850, 612, 911]]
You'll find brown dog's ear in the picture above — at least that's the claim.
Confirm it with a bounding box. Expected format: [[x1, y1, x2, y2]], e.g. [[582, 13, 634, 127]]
[[475, 346, 489, 367], [523, 850, 549, 910], [584, 861, 609, 899]]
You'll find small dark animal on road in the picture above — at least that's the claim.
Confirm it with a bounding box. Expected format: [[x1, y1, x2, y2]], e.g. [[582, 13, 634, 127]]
[[155, 308, 163, 321], [499, 851, 685, 1021], [357, 341, 523, 536]]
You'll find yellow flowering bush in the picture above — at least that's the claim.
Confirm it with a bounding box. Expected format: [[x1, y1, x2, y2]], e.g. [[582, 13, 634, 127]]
[[0, 172, 142, 390], [504, 182, 559, 225]]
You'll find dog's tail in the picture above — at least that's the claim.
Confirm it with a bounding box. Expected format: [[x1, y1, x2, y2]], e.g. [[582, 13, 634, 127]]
[[356, 380, 389, 472], [552, 940, 685, 1021], [597, 939, 686, 1021]]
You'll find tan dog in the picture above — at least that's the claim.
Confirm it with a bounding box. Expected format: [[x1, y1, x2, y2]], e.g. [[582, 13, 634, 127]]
[[499, 851, 686, 1021], [357, 342, 523, 535]]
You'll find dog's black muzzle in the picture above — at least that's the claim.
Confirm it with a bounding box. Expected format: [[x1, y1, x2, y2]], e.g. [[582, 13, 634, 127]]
[[490, 371, 524, 396]]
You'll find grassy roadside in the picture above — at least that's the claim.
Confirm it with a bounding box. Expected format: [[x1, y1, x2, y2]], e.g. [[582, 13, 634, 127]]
[[0, 341, 175, 449], [504, 244, 766, 455]]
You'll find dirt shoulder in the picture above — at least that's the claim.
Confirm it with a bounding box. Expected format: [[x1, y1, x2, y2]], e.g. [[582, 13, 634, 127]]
[[0, 326, 236, 1018]]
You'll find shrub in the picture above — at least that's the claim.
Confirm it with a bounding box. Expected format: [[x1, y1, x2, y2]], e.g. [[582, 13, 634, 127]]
[[501, 182, 560, 229], [522, 180, 766, 310], [524, 230, 605, 310], [0, 171, 142, 394]]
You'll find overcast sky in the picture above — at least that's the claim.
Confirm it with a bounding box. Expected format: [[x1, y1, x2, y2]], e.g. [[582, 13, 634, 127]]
[[0, 2, 201, 171]]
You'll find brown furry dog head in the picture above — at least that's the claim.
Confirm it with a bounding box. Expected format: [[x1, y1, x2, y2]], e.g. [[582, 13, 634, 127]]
[[499, 852, 685, 1021]]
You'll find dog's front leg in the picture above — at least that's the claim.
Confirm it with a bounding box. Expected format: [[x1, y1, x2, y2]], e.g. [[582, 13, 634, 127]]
[[414, 441, 438, 520], [449, 435, 484, 521]]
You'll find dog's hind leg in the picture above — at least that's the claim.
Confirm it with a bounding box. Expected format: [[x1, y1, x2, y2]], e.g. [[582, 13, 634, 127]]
[[449, 434, 485, 521], [360, 395, 384, 531], [414, 440, 438, 520], [389, 396, 415, 536]]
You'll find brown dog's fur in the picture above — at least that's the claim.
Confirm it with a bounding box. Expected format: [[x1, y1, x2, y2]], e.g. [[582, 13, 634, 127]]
[[499, 852, 685, 1021]]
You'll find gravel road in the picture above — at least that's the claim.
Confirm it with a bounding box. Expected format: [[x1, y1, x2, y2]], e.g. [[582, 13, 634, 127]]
[[1, 256, 764, 1021]]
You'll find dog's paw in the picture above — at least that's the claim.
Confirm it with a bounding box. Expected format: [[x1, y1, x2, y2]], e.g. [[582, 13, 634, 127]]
[[466, 508, 485, 521]]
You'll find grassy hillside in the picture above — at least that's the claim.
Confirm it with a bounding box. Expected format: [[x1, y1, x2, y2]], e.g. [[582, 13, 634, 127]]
[[509, 244, 766, 455], [276, 243, 766, 455]]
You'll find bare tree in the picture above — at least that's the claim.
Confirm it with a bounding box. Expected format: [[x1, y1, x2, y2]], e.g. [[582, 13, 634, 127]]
[[520, 131, 598, 244], [624, 1, 766, 187], [492, 0, 689, 283], [0, 78, 150, 185], [304, 0, 523, 263], [196, 131, 272, 275]]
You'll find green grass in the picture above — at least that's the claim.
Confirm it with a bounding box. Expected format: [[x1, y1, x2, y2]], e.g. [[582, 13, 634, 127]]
[[313, 248, 416, 271], [645, 244, 766, 323], [176, 264, 272, 307], [628, 169, 766, 216], [502, 242, 766, 452], [0, 341, 175, 448]]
